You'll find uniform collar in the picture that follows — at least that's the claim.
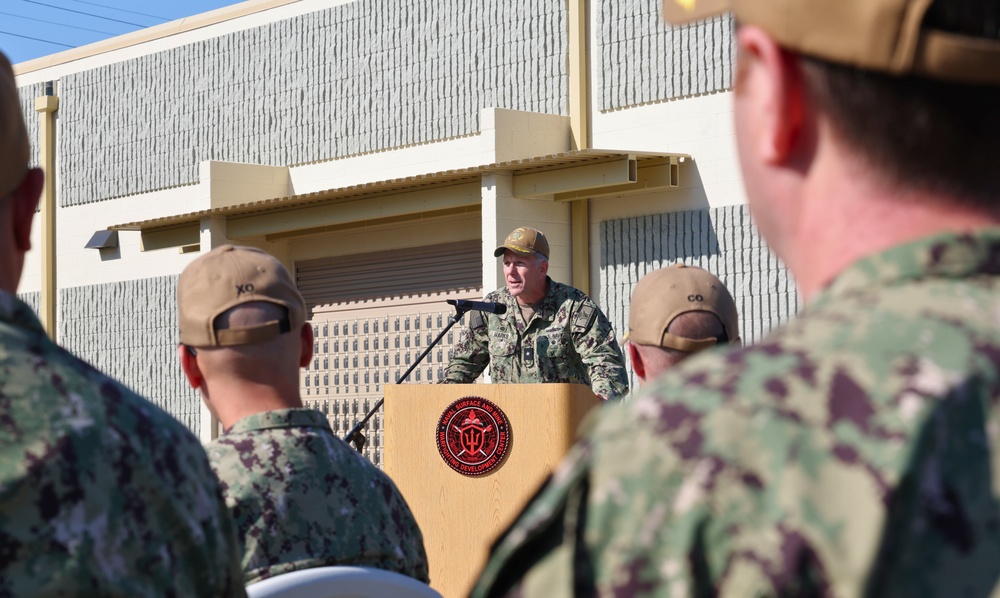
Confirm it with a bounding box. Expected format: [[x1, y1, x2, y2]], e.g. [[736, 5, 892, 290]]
[[225, 408, 331, 435], [813, 229, 1000, 309]]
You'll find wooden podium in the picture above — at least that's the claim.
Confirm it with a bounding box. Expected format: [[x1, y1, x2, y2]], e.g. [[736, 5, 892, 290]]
[[384, 383, 600, 598]]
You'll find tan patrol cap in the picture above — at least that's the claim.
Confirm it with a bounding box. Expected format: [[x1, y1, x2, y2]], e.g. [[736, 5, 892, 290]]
[[494, 227, 550, 259], [0, 52, 30, 198], [178, 245, 306, 347], [662, 0, 1000, 85], [627, 264, 740, 352]]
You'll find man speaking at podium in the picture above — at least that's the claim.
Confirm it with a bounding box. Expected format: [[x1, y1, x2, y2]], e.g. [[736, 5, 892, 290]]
[[443, 226, 628, 400]]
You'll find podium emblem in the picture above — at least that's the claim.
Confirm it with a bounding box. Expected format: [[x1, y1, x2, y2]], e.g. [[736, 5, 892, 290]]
[[436, 396, 511, 476]]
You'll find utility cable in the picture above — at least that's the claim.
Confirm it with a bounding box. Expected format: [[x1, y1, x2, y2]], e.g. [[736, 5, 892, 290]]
[[61, 0, 169, 22], [0, 29, 74, 48], [0, 9, 117, 35], [19, 0, 146, 28]]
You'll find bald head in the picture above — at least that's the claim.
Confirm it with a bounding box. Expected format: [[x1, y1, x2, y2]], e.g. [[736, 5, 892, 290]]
[[197, 301, 306, 382], [178, 300, 314, 430]]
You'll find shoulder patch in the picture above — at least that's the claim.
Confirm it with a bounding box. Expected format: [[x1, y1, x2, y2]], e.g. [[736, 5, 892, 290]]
[[470, 310, 486, 330], [572, 304, 596, 333]]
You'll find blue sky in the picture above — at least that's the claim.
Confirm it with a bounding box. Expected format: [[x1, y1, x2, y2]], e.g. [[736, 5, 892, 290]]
[[1, 0, 244, 65]]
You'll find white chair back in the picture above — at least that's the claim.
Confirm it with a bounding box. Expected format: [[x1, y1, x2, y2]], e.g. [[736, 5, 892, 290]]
[[245, 566, 443, 598]]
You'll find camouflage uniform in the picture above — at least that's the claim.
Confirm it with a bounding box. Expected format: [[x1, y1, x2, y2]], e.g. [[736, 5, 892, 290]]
[[0, 292, 245, 597], [471, 231, 1000, 597], [207, 408, 430, 585], [443, 278, 629, 400]]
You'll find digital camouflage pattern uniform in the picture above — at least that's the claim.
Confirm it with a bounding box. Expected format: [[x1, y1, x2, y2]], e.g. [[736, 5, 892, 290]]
[[443, 278, 629, 400], [0, 292, 245, 597], [207, 408, 430, 585], [471, 231, 1000, 597]]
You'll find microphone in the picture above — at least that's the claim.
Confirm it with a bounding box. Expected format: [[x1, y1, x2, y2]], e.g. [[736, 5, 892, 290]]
[[447, 299, 507, 315]]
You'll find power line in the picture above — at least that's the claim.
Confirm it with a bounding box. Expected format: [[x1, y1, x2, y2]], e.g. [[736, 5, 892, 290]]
[[0, 29, 75, 48], [0, 9, 118, 35], [61, 0, 169, 22], [19, 0, 146, 28]]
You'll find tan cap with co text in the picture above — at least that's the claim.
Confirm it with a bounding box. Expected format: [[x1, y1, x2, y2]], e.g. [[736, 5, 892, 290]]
[[627, 264, 740, 352]]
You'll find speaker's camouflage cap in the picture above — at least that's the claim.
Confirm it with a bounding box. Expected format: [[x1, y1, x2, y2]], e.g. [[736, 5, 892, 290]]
[[494, 227, 551, 259]]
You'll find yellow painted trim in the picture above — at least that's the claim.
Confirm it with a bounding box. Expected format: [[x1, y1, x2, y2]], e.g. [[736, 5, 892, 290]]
[[513, 156, 637, 198], [264, 205, 482, 241], [553, 156, 682, 201], [571, 200, 590, 295], [568, 0, 592, 294], [228, 180, 482, 239], [141, 224, 200, 252], [15, 0, 302, 75], [35, 95, 58, 341], [568, 0, 589, 152]]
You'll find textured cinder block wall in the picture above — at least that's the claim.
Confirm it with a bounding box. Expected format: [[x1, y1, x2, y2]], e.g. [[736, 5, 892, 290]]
[[16, 291, 40, 316], [601, 205, 800, 390], [598, 0, 734, 109], [55, 0, 568, 207], [58, 276, 200, 434], [16, 83, 42, 169]]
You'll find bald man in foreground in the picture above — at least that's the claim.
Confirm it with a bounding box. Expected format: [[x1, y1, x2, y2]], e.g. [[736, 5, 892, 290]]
[[177, 244, 429, 585]]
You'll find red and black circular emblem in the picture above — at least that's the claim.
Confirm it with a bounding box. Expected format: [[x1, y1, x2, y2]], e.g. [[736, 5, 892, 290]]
[[436, 396, 511, 476]]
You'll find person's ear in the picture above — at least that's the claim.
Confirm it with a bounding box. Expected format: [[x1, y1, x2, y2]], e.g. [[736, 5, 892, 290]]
[[299, 322, 314, 368], [626, 342, 646, 382], [178, 345, 203, 389], [735, 26, 808, 165], [538, 257, 549, 276], [10, 168, 43, 252]]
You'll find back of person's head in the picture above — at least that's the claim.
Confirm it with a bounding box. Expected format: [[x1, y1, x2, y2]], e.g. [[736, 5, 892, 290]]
[[177, 244, 309, 382], [626, 264, 739, 378], [664, 0, 1000, 207], [0, 51, 29, 200]]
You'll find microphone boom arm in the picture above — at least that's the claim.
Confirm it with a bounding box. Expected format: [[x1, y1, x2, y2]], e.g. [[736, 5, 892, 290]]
[[343, 302, 476, 451]]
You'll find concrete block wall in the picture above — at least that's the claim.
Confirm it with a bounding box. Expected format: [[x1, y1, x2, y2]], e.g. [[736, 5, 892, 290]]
[[600, 204, 800, 390], [302, 308, 466, 468], [58, 275, 200, 434], [16, 291, 40, 316], [598, 0, 734, 110], [55, 0, 568, 207], [16, 83, 42, 169]]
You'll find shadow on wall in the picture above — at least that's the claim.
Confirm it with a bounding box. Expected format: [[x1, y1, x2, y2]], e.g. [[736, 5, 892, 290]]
[[599, 171, 800, 391], [601, 161, 721, 269], [99, 247, 121, 261]]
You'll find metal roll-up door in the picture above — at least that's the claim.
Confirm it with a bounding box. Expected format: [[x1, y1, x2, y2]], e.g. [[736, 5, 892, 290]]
[[296, 239, 482, 311], [295, 239, 484, 468]]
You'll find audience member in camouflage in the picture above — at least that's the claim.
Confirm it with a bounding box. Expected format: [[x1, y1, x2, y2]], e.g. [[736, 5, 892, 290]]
[[177, 245, 429, 585], [473, 231, 1000, 596], [0, 51, 245, 597], [444, 227, 628, 400], [207, 408, 430, 583], [471, 0, 1000, 595]]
